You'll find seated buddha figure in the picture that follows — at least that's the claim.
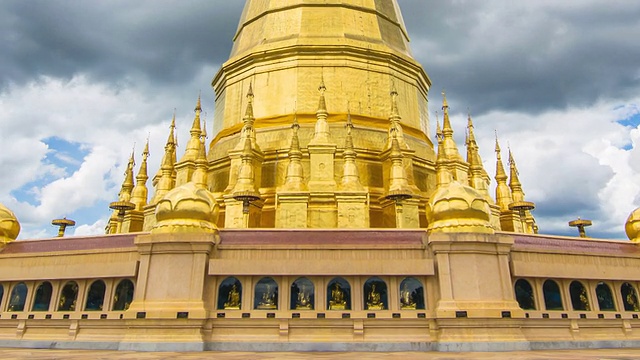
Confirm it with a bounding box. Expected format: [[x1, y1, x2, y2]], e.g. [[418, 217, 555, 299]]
[[400, 284, 416, 310], [296, 285, 313, 310], [329, 283, 347, 310], [366, 284, 384, 310], [257, 284, 277, 310], [224, 284, 241, 309]]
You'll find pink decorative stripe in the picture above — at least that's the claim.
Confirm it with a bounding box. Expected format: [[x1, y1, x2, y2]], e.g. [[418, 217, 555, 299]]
[[1, 233, 138, 254], [512, 234, 640, 255]]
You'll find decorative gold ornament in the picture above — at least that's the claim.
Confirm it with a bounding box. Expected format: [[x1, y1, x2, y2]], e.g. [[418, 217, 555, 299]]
[[0, 202, 20, 244], [625, 208, 640, 243]]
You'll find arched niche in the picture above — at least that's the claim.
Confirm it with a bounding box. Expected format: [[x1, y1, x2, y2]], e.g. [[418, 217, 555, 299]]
[[514, 279, 536, 310], [112, 279, 134, 311], [8, 282, 28, 312], [621, 282, 640, 312], [569, 281, 590, 311], [363, 277, 387, 311], [290, 277, 314, 310], [32, 282, 53, 311], [58, 281, 79, 311], [218, 277, 242, 310], [327, 277, 351, 310], [254, 277, 278, 310], [399, 277, 425, 310], [542, 279, 563, 310], [85, 280, 106, 311], [596, 282, 616, 311]]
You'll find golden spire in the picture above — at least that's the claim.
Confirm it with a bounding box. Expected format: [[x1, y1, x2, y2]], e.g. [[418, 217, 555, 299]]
[[232, 137, 260, 199], [508, 147, 525, 202], [466, 113, 490, 197], [341, 109, 365, 191], [494, 132, 513, 212], [118, 147, 136, 202], [435, 115, 452, 188], [385, 129, 413, 200], [193, 119, 209, 189], [130, 138, 150, 211], [180, 95, 203, 162], [309, 75, 332, 145], [234, 83, 259, 150], [151, 114, 178, 204], [281, 112, 305, 191], [440, 91, 464, 162], [386, 83, 407, 149]]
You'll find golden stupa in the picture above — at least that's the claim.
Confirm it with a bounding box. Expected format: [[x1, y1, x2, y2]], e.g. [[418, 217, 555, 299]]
[[1, 0, 640, 354]]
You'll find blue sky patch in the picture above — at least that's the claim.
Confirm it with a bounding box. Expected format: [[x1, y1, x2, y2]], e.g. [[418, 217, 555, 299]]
[[617, 112, 640, 128]]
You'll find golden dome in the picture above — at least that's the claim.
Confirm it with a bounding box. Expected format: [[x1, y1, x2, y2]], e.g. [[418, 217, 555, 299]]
[[0, 202, 20, 243], [153, 182, 219, 234], [625, 207, 640, 243], [427, 181, 494, 234]]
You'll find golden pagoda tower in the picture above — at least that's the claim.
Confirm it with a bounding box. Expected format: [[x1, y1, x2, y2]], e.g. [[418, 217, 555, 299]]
[[123, 139, 150, 232], [107, 149, 136, 234], [209, 0, 434, 228], [494, 134, 521, 232], [508, 148, 537, 233]]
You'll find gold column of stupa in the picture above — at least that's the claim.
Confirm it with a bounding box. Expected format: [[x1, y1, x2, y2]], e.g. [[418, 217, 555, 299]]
[[209, 0, 433, 228]]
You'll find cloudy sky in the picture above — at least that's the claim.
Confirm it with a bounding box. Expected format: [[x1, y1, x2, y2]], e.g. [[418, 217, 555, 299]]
[[1, 0, 639, 240]]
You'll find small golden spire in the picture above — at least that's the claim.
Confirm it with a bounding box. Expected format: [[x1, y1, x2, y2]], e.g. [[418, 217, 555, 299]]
[[435, 119, 452, 188], [494, 132, 513, 212], [508, 147, 524, 201], [309, 76, 332, 145], [235, 83, 259, 151], [466, 113, 490, 197], [281, 111, 305, 192], [180, 95, 204, 162], [317, 74, 327, 115], [119, 147, 136, 202], [341, 109, 364, 191], [193, 126, 209, 189], [131, 138, 150, 211], [195, 91, 202, 112], [151, 114, 178, 204], [386, 83, 407, 149], [438, 91, 464, 164], [232, 137, 261, 228], [385, 133, 413, 200]]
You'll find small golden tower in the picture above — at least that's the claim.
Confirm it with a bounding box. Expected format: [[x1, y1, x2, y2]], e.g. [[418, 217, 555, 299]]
[[337, 110, 369, 228], [224, 85, 264, 228], [276, 113, 310, 228], [508, 148, 537, 233], [175, 95, 203, 185], [107, 149, 136, 234], [144, 114, 178, 231], [123, 139, 150, 233]]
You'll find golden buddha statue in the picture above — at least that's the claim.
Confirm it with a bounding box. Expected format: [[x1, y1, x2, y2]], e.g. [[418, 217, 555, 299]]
[[295, 285, 313, 310], [400, 284, 416, 310], [366, 284, 384, 310], [579, 288, 590, 311], [329, 283, 347, 310], [224, 284, 241, 309], [627, 291, 640, 312], [257, 284, 277, 310]]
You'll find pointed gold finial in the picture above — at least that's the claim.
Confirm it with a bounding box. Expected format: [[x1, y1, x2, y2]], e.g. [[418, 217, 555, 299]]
[[195, 91, 202, 112], [341, 106, 364, 192], [494, 131, 512, 212], [180, 95, 204, 163], [309, 74, 331, 145], [281, 108, 305, 192], [151, 113, 179, 204], [131, 138, 150, 211], [441, 89, 448, 110]]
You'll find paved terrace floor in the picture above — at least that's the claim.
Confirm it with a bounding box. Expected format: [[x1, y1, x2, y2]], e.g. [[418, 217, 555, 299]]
[[2, 348, 640, 359]]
